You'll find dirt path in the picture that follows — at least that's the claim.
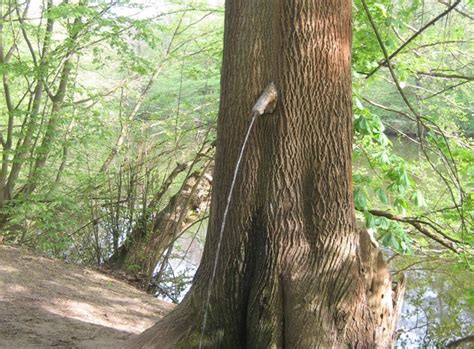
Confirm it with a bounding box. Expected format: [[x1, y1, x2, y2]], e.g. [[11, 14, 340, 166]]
[[0, 245, 174, 348]]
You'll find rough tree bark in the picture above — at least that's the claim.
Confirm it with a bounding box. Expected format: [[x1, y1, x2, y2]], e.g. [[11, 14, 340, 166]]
[[124, 1, 405, 348]]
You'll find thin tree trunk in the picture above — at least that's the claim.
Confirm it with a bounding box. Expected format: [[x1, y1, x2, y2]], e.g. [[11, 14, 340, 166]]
[[5, 0, 54, 199], [108, 164, 211, 284], [20, 11, 83, 196], [106, 161, 189, 268], [124, 1, 405, 348]]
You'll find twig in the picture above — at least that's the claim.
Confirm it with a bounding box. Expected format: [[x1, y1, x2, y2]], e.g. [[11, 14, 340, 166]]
[[423, 80, 470, 100], [368, 209, 459, 253], [361, 0, 466, 243], [446, 334, 474, 348], [416, 71, 474, 81], [438, 0, 474, 20], [365, 0, 461, 78]]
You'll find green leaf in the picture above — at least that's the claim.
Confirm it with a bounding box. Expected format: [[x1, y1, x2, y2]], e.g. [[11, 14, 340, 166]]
[[378, 217, 390, 229], [374, 3, 388, 17], [355, 97, 364, 110], [376, 188, 389, 204], [365, 212, 377, 229], [354, 188, 368, 210], [377, 151, 390, 164], [412, 190, 426, 208], [355, 116, 371, 135], [465, 289, 474, 305]]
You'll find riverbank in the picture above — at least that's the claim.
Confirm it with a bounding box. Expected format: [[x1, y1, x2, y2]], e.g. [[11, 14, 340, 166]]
[[0, 244, 173, 348]]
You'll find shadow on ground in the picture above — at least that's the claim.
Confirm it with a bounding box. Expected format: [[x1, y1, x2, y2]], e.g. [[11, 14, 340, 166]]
[[0, 301, 131, 348], [0, 245, 174, 348]]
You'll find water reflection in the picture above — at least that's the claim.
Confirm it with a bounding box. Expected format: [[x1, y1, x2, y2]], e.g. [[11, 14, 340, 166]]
[[392, 256, 473, 347]]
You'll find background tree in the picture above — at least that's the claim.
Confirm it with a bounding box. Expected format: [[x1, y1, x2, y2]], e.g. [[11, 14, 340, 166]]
[[0, 0, 220, 265], [0, 0, 471, 346]]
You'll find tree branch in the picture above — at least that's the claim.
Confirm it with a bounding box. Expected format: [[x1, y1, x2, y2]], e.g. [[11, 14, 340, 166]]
[[21, 13, 83, 196], [438, 0, 474, 20], [422, 80, 470, 100], [6, 0, 55, 197], [99, 13, 187, 173], [446, 334, 474, 348], [415, 40, 474, 50], [361, 0, 467, 240], [14, 0, 38, 67], [367, 209, 459, 253], [252, 82, 278, 115], [365, 0, 461, 78], [416, 71, 474, 81]]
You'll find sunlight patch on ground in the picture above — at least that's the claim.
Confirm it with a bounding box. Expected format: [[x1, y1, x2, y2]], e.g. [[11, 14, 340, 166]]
[[5, 284, 28, 294], [0, 265, 17, 273], [41, 298, 156, 334], [0, 245, 173, 347]]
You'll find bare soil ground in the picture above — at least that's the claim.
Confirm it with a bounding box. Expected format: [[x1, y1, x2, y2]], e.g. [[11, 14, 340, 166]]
[[0, 244, 174, 348]]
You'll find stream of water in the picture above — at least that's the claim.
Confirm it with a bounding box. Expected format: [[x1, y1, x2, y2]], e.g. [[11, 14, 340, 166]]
[[199, 111, 260, 348]]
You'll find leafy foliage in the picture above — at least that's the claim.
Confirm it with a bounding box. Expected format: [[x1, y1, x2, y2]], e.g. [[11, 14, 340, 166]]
[[0, 0, 472, 346]]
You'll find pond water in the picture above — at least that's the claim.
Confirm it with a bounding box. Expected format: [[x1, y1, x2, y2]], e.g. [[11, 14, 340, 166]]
[[392, 256, 472, 347]]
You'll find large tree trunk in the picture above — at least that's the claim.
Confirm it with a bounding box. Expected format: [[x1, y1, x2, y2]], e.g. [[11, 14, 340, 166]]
[[124, 1, 405, 348]]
